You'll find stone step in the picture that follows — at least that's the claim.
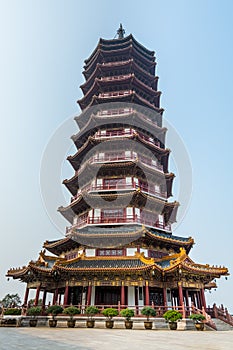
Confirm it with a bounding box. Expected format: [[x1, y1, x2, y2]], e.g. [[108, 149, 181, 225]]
[[7, 316, 220, 330], [212, 318, 233, 331]]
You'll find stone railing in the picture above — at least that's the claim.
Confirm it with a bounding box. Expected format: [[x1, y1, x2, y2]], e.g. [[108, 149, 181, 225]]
[[209, 303, 233, 326]]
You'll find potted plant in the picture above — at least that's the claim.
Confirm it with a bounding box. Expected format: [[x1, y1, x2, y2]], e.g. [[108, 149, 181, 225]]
[[163, 310, 182, 330], [63, 306, 80, 328], [120, 308, 134, 329], [189, 313, 206, 331], [27, 306, 42, 327], [85, 306, 99, 328], [2, 308, 21, 326], [141, 306, 156, 329], [46, 305, 63, 327], [3, 308, 21, 315], [102, 308, 118, 329]]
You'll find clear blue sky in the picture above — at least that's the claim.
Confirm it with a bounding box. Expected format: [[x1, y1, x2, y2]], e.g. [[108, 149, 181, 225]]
[[0, 0, 233, 311]]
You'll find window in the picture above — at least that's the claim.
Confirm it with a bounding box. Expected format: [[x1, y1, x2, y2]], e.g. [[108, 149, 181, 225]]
[[65, 252, 77, 260], [148, 250, 167, 259], [97, 249, 124, 256], [102, 208, 124, 218], [104, 178, 125, 188]]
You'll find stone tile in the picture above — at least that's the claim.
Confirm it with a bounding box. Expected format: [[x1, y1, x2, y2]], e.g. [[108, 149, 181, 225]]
[[1, 328, 233, 350]]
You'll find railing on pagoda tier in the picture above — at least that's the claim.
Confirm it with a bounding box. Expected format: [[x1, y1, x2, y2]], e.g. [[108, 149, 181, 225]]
[[93, 128, 161, 148], [99, 90, 132, 98], [76, 153, 163, 175], [101, 59, 154, 78], [97, 90, 158, 110], [95, 107, 159, 127], [71, 182, 167, 202], [100, 74, 132, 81], [99, 74, 157, 94], [66, 214, 171, 233]]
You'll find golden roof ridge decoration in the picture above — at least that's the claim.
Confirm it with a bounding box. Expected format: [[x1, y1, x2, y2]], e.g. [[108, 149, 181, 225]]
[[43, 237, 71, 248], [134, 251, 155, 265], [144, 229, 194, 246], [7, 266, 29, 275], [72, 227, 144, 238]]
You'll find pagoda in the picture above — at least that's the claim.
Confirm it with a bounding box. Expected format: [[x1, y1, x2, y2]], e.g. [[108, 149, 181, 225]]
[[7, 26, 228, 314]]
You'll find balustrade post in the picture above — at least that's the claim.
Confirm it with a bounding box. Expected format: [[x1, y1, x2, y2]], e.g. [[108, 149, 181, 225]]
[[181, 303, 186, 319], [200, 288, 207, 310], [213, 303, 218, 318], [118, 301, 121, 314], [201, 307, 206, 316], [225, 308, 230, 322], [191, 301, 195, 313]]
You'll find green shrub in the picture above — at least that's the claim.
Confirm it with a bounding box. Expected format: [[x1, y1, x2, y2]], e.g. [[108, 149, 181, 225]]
[[189, 313, 206, 323], [27, 306, 42, 317], [85, 306, 99, 319], [163, 310, 182, 323], [102, 308, 118, 320], [46, 305, 63, 316], [63, 306, 80, 319], [120, 308, 134, 321], [4, 308, 21, 315], [63, 306, 80, 315], [141, 306, 156, 321]]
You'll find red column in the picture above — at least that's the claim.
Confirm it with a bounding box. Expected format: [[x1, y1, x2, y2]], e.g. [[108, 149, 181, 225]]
[[42, 290, 47, 309], [135, 287, 139, 315], [178, 283, 184, 306], [185, 289, 190, 315], [23, 287, 29, 306], [200, 288, 207, 310], [121, 283, 125, 307], [52, 288, 59, 305], [185, 290, 189, 306], [87, 285, 92, 306], [145, 281, 150, 306], [64, 285, 69, 306], [178, 283, 185, 318], [196, 291, 201, 309], [34, 284, 41, 306]]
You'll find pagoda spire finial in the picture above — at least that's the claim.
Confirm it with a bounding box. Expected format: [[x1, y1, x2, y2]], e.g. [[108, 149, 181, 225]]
[[117, 23, 125, 39]]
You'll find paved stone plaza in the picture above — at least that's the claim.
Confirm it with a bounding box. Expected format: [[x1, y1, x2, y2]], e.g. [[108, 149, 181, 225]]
[[0, 328, 233, 350]]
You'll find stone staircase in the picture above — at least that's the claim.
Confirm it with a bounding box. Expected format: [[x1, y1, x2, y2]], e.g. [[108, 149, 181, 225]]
[[212, 318, 233, 331]]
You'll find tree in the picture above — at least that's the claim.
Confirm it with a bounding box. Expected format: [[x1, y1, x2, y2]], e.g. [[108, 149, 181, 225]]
[[0, 293, 21, 308]]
